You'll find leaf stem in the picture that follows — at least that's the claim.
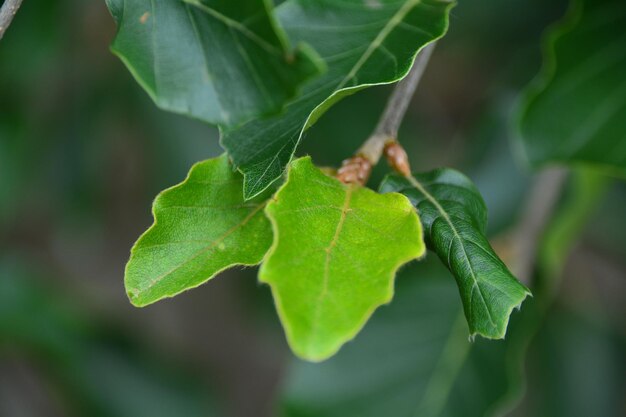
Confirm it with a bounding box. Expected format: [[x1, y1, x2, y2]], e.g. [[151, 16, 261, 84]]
[[362, 42, 436, 163], [338, 43, 436, 184], [413, 313, 470, 417], [0, 0, 24, 40]]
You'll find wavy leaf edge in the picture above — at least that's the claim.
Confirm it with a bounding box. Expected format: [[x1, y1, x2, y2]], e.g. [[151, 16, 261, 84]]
[[381, 169, 531, 340], [107, 0, 325, 128], [261, 156, 426, 361], [513, 0, 583, 169], [234, 0, 457, 200], [124, 154, 272, 307]]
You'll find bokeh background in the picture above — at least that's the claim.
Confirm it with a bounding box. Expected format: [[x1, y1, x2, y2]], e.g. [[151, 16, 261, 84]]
[[1, 1, 624, 416]]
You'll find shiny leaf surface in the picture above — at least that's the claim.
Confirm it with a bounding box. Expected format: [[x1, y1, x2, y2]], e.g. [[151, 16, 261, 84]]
[[107, 0, 323, 127], [380, 169, 530, 339], [223, 0, 454, 198]]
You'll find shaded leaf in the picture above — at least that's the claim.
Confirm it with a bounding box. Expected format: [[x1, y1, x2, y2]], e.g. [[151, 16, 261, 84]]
[[125, 154, 272, 307], [223, 0, 454, 199], [106, 0, 323, 127], [516, 0, 626, 174], [380, 169, 530, 339], [261, 157, 425, 361], [519, 307, 626, 417]]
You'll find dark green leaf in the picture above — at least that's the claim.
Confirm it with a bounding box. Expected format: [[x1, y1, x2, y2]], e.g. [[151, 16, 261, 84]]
[[516, 0, 626, 174], [261, 157, 425, 361], [223, 0, 454, 199], [106, 0, 323, 127], [125, 154, 273, 307], [380, 169, 531, 339]]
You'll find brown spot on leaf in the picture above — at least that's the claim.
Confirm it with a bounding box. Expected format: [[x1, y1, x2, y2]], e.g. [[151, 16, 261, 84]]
[[139, 12, 150, 24]]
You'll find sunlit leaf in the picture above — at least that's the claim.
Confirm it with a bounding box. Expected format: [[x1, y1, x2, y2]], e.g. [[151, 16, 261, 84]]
[[223, 0, 454, 199], [380, 169, 530, 339], [125, 154, 273, 307], [260, 157, 425, 361], [516, 0, 626, 174], [106, 0, 323, 127]]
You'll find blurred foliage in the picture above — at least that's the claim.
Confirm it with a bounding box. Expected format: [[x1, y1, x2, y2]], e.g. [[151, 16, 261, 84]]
[[0, 0, 624, 416], [516, 0, 626, 174], [0, 257, 222, 417]]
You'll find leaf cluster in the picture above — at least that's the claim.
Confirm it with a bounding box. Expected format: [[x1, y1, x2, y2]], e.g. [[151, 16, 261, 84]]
[[111, 0, 626, 363]]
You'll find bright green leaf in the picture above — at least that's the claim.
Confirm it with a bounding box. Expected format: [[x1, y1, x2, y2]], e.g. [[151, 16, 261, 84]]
[[516, 0, 626, 174], [379, 169, 531, 339], [125, 154, 273, 307], [106, 0, 323, 127], [260, 157, 425, 362], [223, 0, 454, 199]]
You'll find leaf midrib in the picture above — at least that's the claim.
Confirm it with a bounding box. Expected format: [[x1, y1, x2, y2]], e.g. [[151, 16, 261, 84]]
[[134, 202, 267, 295], [407, 175, 497, 329], [308, 186, 354, 350], [240, 0, 440, 199], [182, 0, 282, 56], [336, 0, 423, 90], [321, 186, 354, 301]]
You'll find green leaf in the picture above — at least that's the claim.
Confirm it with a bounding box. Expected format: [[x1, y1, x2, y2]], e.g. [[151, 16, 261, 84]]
[[260, 157, 425, 361], [516, 0, 626, 174], [223, 0, 454, 199], [278, 259, 525, 417], [106, 0, 323, 127], [379, 169, 531, 339], [125, 154, 273, 307]]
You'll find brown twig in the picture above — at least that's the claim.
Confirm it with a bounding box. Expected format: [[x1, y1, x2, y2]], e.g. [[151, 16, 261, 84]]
[[337, 43, 436, 184], [510, 167, 569, 284], [0, 0, 24, 40]]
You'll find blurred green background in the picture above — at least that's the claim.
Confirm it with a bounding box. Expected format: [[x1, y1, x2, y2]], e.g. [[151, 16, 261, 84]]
[[0, 1, 624, 416]]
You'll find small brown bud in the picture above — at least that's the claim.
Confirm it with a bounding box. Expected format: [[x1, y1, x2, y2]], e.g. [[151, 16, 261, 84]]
[[337, 155, 372, 185], [384, 141, 411, 177]]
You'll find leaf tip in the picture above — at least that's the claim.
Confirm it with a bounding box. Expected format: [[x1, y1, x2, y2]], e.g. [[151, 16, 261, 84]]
[[125, 287, 146, 308], [292, 346, 336, 364], [472, 287, 532, 341]]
